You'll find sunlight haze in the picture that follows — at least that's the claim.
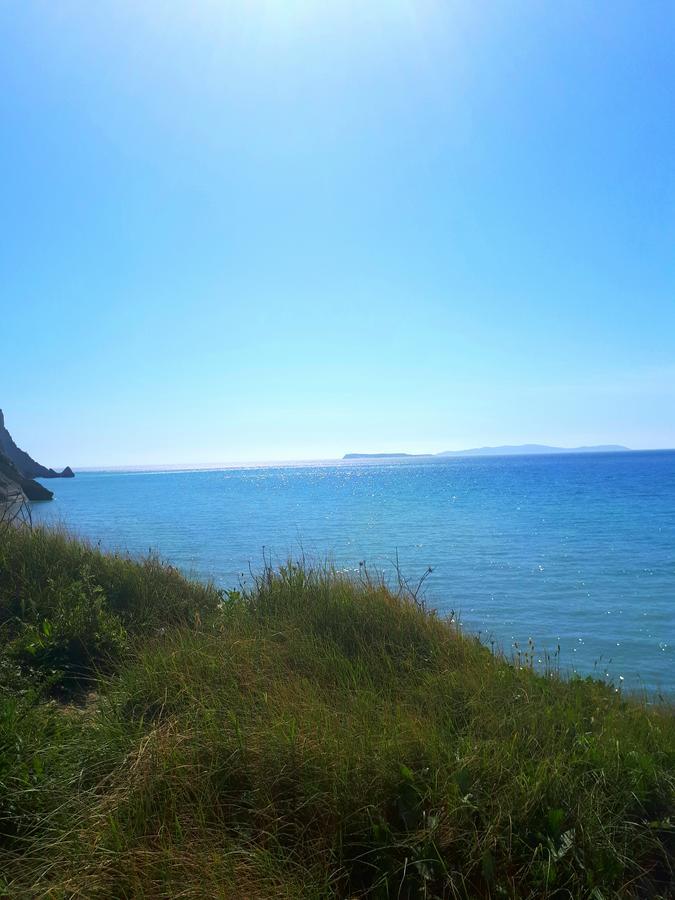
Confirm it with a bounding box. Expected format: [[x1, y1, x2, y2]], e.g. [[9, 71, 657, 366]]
[[2, 1, 673, 466]]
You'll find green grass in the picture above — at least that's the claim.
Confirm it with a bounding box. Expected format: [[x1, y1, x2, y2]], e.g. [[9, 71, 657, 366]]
[[0, 526, 672, 898]]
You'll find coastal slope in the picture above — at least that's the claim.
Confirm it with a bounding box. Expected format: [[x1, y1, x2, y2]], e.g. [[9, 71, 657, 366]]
[[0, 527, 671, 898], [0, 409, 74, 479]]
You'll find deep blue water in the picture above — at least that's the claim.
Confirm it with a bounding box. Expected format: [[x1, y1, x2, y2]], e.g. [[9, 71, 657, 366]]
[[32, 451, 674, 692]]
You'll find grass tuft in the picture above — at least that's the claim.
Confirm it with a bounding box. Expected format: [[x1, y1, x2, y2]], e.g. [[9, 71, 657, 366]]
[[0, 526, 672, 898]]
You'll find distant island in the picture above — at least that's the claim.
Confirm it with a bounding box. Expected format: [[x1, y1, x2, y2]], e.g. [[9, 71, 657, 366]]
[[343, 452, 423, 459], [344, 444, 630, 460]]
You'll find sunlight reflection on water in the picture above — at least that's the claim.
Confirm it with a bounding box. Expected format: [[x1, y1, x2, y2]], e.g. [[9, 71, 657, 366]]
[[33, 451, 674, 692]]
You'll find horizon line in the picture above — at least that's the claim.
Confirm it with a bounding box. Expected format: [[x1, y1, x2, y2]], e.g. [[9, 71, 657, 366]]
[[52, 444, 675, 474]]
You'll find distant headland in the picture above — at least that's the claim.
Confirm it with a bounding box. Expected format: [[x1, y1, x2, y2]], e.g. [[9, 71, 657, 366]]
[[344, 444, 630, 460]]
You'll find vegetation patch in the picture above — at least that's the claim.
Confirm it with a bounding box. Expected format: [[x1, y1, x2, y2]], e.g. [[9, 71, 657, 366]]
[[0, 526, 672, 898]]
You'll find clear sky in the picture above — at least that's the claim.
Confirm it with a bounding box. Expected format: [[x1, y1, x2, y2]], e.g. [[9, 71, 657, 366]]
[[1, 1, 673, 466]]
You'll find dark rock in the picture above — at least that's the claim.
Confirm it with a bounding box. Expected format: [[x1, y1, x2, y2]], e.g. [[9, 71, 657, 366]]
[[0, 449, 53, 502], [0, 409, 74, 480], [19, 476, 54, 501]]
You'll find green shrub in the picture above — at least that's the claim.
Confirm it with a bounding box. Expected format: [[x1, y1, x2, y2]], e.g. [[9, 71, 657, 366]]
[[8, 565, 127, 688], [0, 527, 672, 898]]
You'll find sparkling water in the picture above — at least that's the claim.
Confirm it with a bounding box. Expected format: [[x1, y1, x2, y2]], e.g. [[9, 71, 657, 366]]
[[32, 451, 674, 692]]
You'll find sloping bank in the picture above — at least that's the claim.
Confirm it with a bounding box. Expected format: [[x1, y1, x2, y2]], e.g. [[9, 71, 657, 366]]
[[0, 525, 672, 899]]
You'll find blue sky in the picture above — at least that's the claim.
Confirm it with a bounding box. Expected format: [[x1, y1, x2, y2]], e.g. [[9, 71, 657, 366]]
[[1, 1, 673, 466]]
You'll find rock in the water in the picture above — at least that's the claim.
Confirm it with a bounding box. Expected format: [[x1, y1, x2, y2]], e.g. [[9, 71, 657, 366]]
[[0, 450, 53, 503], [18, 475, 54, 501]]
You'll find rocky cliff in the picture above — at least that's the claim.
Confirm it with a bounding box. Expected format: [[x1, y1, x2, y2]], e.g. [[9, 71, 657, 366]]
[[0, 410, 74, 506], [0, 450, 54, 502], [0, 409, 74, 480]]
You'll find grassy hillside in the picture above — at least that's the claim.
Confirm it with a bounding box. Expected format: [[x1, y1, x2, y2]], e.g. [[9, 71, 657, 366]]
[[0, 526, 672, 898]]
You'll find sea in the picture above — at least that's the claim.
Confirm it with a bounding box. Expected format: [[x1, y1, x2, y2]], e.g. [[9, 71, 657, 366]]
[[31, 450, 674, 693]]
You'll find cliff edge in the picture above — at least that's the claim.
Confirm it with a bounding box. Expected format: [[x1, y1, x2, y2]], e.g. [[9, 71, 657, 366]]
[[0, 450, 54, 502], [0, 409, 74, 480]]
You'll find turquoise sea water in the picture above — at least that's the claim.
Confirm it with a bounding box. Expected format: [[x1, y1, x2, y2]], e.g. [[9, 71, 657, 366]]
[[32, 451, 674, 692]]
